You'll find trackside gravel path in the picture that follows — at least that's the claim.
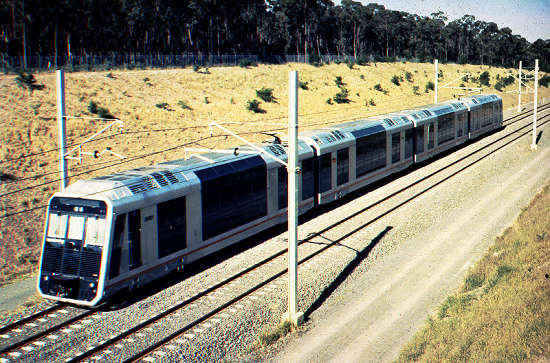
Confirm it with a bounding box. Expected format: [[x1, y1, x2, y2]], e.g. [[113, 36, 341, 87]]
[[270, 108, 550, 362]]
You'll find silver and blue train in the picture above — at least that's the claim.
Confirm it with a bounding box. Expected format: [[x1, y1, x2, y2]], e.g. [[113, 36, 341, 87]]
[[37, 94, 503, 306]]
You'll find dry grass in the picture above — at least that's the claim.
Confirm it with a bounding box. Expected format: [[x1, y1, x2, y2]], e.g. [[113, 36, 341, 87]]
[[398, 184, 550, 362], [1, 61, 549, 285]]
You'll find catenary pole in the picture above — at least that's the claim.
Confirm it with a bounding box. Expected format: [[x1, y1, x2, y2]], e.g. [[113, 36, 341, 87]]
[[517, 61, 522, 112], [531, 59, 539, 150], [56, 70, 68, 190], [284, 71, 304, 326], [434, 59, 438, 104]]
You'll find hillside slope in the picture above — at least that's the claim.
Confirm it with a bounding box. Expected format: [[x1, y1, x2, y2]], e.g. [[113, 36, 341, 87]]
[[0, 61, 548, 285]]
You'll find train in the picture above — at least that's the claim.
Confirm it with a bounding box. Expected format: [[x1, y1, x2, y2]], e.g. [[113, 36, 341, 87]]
[[37, 94, 503, 306]]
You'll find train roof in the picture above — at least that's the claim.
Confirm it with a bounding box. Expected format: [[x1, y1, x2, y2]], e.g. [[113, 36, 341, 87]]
[[334, 114, 413, 136], [62, 141, 313, 203], [459, 94, 501, 107], [299, 128, 354, 153]]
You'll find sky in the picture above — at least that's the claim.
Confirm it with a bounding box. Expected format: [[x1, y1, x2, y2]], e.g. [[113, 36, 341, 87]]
[[334, 0, 550, 42]]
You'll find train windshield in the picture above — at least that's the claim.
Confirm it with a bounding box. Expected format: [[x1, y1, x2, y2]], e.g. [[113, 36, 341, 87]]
[[47, 197, 107, 247]]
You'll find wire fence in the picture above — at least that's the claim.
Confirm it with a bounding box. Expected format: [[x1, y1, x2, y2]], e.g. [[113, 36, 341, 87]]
[[0, 53, 415, 74]]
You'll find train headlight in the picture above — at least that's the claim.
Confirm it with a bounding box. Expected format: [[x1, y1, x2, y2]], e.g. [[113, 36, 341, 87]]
[[89, 282, 95, 288], [44, 276, 49, 281]]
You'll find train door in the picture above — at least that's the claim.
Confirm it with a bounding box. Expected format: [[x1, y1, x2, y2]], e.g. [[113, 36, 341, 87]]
[[108, 214, 125, 279], [391, 132, 401, 165], [128, 210, 142, 270], [414, 125, 424, 161], [427, 123, 435, 150], [336, 148, 349, 186]]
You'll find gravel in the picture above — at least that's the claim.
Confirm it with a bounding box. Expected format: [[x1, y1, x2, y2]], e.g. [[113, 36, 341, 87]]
[[2, 105, 549, 363]]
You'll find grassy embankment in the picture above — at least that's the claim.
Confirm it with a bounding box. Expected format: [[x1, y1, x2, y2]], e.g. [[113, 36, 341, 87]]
[[1, 61, 549, 286], [398, 184, 550, 361]]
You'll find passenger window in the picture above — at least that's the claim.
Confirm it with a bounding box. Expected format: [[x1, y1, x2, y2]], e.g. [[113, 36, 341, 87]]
[[67, 215, 85, 240], [158, 196, 187, 258], [319, 154, 332, 193]]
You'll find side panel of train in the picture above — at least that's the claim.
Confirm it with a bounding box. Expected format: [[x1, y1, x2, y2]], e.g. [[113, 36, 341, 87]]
[[37, 94, 503, 306]]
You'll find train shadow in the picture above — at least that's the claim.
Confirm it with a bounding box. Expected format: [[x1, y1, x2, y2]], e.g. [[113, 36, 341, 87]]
[[304, 226, 392, 320]]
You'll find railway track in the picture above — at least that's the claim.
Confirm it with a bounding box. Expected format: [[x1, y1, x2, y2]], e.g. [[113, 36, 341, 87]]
[[1, 104, 548, 362], [72, 105, 550, 362]]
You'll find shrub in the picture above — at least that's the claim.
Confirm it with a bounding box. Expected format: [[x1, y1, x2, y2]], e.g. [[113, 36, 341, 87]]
[[391, 75, 400, 86], [246, 99, 264, 113], [308, 53, 321, 67], [333, 87, 350, 104], [374, 83, 387, 94], [346, 60, 355, 69], [105, 72, 114, 79], [15, 72, 44, 95], [156, 102, 170, 110], [193, 64, 200, 72], [203, 97, 209, 104], [412, 85, 420, 95], [356, 56, 369, 66], [88, 100, 98, 114], [405, 71, 413, 82], [256, 87, 275, 102], [425, 81, 435, 93], [299, 81, 309, 90], [239, 58, 257, 68], [326, 98, 333, 105], [479, 71, 490, 87], [360, 74, 365, 80], [97, 106, 113, 119], [369, 98, 376, 106], [539, 74, 550, 88], [178, 100, 192, 110], [334, 76, 344, 87], [143, 77, 150, 82], [87, 100, 113, 118]]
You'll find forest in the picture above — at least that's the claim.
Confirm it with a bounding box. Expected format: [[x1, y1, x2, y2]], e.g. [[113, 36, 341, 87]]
[[1, 0, 549, 71]]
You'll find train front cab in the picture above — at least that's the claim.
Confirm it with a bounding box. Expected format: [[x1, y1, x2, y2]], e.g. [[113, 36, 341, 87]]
[[38, 195, 112, 306], [101, 166, 202, 301]]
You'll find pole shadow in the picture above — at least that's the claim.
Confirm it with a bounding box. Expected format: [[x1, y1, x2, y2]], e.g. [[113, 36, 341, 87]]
[[304, 226, 393, 319]]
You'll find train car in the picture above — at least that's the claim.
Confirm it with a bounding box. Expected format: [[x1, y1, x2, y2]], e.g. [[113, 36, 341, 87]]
[[37, 141, 314, 306], [395, 102, 468, 163], [459, 94, 503, 139], [298, 128, 354, 204], [301, 115, 414, 205]]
